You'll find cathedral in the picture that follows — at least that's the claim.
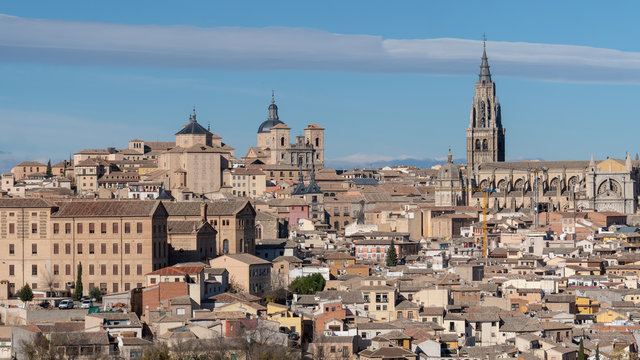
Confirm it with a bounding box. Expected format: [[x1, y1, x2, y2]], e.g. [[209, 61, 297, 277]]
[[435, 41, 640, 215], [244, 93, 325, 170]]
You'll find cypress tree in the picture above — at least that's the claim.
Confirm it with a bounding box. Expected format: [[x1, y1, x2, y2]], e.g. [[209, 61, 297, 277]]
[[386, 240, 398, 267], [578, 339, 585, 360], [74, 263, 83, 301], [46, 160, 53, 178]]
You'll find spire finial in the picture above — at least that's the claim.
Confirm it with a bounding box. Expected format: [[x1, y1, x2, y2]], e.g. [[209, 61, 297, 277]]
[[191, 105, 197, 122], [271, 90, 275, 104], [447, 148, 453, 163], [479, 34, 491, 83]]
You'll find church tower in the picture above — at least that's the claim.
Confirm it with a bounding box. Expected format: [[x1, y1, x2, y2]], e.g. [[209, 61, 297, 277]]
[[466, 39, 505, 174]]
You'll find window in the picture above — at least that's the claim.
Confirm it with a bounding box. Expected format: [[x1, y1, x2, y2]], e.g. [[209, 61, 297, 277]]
[[31, 265, 37, 276], [450, 322, 455, 331], [89, 243, 94, 254], [77, 244, 83, 254], [32, 243, 37, 255], [9, 244, 14, 255], [9, 265, 14, 276], [176, 308, 185, 315], [31, 223, 37, 234], [223, 239, 229, 254], [65, 223, 71, 234], [125, 223, 131, 233], [125, 243, 130, 254], [9, 223, 14, 234], [100, 264, 106, 276], [101, 223, 107, 234], [53, 223, 59, 234], [77, 223, 83, 234], [125, 264, 130, 275], [101, 243, 106, 254], [113, 244, 118, 254], [137, 264, 142, 275], [137, 223, 143, 234], [89, 223, 95, 234], [89, 264, 94, 275], [137, 243, 143, 254], [65, 264, 71, 276], [113, 264, 118, 275], [113, 283, 118, 293], [113, 223, 118, 234], [65, 244, 71, 254]]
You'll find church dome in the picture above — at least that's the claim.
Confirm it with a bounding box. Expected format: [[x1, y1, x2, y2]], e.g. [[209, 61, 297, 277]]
[[437, 151, 462, 181], [258, 93, 284, 133]]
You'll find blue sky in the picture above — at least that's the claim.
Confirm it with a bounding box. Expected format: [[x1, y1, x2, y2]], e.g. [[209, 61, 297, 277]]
[[1, 1, 639, 171]]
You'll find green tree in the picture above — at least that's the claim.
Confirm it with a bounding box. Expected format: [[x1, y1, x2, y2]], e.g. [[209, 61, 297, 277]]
[[46, 160, 53, 178], [595, 344, 600, 360], [578, 339, 585, 360], [18, 284, 34, 303], [89, 287, 102, 302], [386, 239, 398, 267], [74, 263, 83, 301], [289, 273, 325, 295]]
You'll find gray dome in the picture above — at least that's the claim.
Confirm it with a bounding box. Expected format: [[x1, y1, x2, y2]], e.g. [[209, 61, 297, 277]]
[[437, 151, 461, 181], [257, 118, 284, 133], [258, 97, 283, 133]]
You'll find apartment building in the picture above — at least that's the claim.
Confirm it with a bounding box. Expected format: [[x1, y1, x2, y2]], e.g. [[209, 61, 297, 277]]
[[0, 199, 169, 296]]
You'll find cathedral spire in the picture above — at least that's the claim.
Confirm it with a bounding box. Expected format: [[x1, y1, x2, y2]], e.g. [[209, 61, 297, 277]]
[[479, 35, 492, 83]]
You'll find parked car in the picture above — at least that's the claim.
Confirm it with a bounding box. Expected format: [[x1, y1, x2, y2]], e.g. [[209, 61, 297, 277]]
[[38, 301, 50, 309], [81, 300, 93, 309], [58, 299, 74, 309]]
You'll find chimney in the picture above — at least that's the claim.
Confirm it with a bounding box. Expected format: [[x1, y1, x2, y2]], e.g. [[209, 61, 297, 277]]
[[200, 203, 208, 223]]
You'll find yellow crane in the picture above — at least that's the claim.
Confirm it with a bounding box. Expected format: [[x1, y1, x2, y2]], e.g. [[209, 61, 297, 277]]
[[431, 187, 497, 258]]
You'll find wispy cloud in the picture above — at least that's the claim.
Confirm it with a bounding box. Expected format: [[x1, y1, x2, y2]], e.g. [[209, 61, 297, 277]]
[[1, 14, 640, 83]]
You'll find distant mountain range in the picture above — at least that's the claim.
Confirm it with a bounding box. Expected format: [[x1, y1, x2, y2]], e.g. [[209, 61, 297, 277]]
[[326, 156, 465, 170]]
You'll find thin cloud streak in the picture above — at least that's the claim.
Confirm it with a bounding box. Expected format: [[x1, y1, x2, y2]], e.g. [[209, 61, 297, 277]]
[[1, 14, 640, 82]]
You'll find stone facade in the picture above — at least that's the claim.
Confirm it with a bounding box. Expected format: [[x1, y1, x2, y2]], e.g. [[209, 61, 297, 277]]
[[245, 95, 325, 170]]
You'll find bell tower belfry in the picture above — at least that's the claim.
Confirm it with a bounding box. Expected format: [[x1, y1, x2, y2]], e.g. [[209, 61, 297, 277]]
[[466, 37, 505, 174]]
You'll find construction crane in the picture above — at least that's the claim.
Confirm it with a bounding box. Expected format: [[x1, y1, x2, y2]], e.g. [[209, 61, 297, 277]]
[[431, 187, 497, 258]]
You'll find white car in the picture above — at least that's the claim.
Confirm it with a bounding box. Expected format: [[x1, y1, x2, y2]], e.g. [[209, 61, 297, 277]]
[[80, 300, 93, 309], [58, 299, 74, 309]]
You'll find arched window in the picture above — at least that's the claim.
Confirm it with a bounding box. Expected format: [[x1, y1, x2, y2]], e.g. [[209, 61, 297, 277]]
[[255, 225, 262, 240], [482, 139, 488, 150], [240, 239, 244, 253], [549, 178, 560, 192], [280, 137, 285, 146], [475, 139, 481, 150], [315, 137, 319, 147], [223, 239, 229, 254]]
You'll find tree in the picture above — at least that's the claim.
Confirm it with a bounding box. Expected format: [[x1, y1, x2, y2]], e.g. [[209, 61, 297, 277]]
[[18, 284, 34, 303], [89, 287, 102, 302], [578, 339, 585, 360], [74, 263, 83, 301], [20, 334, 64, 360], [386, 239, 398, 267], [289, 273, 325, 295], [595, 344, 600, 360], [46, 160, 53, 178], [141, 343, 170, 360]]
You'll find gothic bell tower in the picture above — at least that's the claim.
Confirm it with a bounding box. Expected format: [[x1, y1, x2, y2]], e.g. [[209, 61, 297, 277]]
[[466, 38, 505, 174]]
